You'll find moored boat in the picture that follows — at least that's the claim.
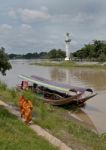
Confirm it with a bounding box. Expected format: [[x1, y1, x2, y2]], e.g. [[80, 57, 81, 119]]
[[16, 74, 97, 106]]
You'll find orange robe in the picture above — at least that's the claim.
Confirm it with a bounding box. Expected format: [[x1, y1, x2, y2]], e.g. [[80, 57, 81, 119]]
[[23, 100, 33, 124], [19, 96, 26, 118]]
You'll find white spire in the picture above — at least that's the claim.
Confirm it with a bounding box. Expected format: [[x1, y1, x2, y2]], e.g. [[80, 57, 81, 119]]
[[65, 33, 71, 61]]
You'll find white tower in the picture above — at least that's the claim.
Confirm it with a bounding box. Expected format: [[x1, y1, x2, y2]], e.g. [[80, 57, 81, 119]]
[[65, 33, 71, 60]]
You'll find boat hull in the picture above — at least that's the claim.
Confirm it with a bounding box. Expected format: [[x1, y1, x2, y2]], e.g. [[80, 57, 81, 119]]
[[37, 93, 97, 106], [17, 85, 97, 106]]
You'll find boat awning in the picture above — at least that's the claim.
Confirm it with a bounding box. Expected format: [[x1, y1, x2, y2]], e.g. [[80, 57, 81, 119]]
[[18, 74, 93, 93]]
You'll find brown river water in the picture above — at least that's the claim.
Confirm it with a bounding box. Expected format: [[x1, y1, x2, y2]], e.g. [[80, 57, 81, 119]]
[[0, 60, 106, 134]]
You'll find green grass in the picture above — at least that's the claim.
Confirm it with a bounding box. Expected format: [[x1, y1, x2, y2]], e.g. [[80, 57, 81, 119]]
[[0, 81, 7, 90], [34, 104, 106, 150], [0, 106, 58, 150], [0, 82, 106, 150]]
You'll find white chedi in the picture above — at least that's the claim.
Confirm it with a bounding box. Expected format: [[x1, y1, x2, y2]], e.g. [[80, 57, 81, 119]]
[[65, 33, 71, 61]]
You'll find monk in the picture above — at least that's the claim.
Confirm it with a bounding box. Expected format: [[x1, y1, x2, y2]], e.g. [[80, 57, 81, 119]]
[[19, 95, 26, 118], [22, 99, 33, 124]]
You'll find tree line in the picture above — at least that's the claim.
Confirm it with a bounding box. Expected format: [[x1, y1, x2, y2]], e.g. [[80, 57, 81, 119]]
[[8, 40, 106, 62], [73, 40, 106, 62], [9, 49, 66, 60]]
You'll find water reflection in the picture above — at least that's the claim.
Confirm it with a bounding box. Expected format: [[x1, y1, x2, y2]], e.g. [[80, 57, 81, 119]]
[[50, 67, 106, 91], [69, 68, 106, 91], [50, 68, 66, 82]]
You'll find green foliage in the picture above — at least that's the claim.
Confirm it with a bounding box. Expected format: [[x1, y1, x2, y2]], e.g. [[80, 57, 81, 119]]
[[23, 53, 38, 59], [9, 88, 17, 98], [0, 47, 12, 75], [37, 102, 47, 120], [9, 49, 65, 60], [0, 81, 7, 90], [39, 52, 48, 59], [73, 40, 106, 61], [98, 52, 106, 62], [48, 49, 65, 59], [22, 90, 36, 102]]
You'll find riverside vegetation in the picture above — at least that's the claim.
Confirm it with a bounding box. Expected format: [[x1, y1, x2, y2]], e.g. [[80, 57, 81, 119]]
[[0, 81, 106, 150], [30, 60, 106, 69], [0, 106, 58, 150]]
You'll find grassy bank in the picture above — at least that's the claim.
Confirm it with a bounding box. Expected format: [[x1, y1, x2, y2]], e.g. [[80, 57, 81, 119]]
[[30, 61, 106, 69], [0, 106, 58, 150], [0, 82, 106, 150]]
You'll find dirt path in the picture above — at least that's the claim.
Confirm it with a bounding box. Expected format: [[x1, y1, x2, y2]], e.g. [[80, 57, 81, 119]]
[[0, 100, 72, 150]]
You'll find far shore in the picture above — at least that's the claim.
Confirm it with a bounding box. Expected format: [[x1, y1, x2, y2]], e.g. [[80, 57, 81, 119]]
[[30, 60, 106, 69]]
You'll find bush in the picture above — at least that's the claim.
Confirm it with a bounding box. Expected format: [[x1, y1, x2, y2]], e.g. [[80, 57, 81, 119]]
[[98, 53, 106, 62], [9, 88, 17, 98], [0, 81, 7, 90]]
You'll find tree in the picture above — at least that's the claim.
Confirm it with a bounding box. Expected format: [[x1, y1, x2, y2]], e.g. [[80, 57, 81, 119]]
[[98, 51, 106, 62], [48, 49, 65, 59], [0, 47, 12, 75], [73, 40, 106, 61], [39, 52, 48, 59], [93, 40, 103, 58], [48, 49, 57, 59], [56, 49, 65, 58], [9, 54, 17, 59]]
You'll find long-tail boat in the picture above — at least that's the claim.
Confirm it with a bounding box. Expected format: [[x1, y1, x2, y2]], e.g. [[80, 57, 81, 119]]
[[16, 74, 97, 106]]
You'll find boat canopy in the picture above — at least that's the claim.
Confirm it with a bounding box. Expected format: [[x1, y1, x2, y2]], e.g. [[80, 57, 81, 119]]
[[18, 74, 93, 93]]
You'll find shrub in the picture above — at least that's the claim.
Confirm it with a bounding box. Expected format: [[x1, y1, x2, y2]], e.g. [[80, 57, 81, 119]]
[[0, 81, 7, 90]]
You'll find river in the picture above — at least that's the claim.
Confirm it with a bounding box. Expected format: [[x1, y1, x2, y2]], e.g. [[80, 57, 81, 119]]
[[0, 59, 106, 134]]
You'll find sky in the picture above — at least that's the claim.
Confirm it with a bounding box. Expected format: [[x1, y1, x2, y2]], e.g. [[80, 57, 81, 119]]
[[0, 0, 106, 54]]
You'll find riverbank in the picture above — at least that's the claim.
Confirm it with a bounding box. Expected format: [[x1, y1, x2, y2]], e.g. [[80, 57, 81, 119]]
[[0, 105, 58, 150], [0, 82, 106, 150], [30, 60, 106, 69], [0, 100, 71, 150]]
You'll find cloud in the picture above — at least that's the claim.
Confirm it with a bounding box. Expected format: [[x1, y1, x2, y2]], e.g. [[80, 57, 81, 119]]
[[0, 24, 12, 30], [40, 6, 48, 12], [51, 12, 95, 26], [18, 8, 51, 23], [0, 0, 106, 53], [8, 9, 17, 19], [21, 24, 32, 30], [8, 7, 51, 23]]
